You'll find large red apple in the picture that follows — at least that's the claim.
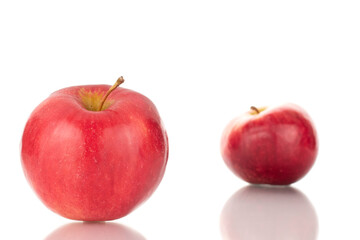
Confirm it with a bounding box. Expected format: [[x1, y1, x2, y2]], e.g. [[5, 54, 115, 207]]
[[221, 103, 318, 185], [21, 77, 169, 221]]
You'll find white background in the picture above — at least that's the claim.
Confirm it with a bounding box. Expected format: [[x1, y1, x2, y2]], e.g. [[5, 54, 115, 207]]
[[1, 0, 360, 239]]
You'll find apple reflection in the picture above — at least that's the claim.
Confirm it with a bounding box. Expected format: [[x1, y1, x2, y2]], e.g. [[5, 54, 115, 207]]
[[45, 222, 146, 240], [220, 185, 318, 240]]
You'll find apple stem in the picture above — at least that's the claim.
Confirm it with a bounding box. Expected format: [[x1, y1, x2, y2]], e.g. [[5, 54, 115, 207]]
[[98, 76, 125, 111], [250, 106, 260, 114]]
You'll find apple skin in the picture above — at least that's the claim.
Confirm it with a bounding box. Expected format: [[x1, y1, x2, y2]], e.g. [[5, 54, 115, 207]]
[[221, 103, 318, 185], [21, 85, 169, 221]]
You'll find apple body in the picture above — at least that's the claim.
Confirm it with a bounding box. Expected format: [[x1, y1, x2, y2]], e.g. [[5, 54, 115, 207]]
[[221, 103, 318, 185], [21, 84, 169, 221]]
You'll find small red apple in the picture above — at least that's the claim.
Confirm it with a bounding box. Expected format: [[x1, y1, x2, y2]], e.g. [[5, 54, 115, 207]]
[[21, 77, 169, 221], [221, 103, 318, 185]]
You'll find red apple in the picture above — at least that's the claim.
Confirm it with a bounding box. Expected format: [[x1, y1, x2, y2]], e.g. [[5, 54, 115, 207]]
[[21, 77, 169, 221], [221, 103, 318, 185]]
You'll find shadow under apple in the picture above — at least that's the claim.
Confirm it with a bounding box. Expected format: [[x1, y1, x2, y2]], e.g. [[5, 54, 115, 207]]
[[45, 221, 146, 240], [220, 185, 318, 240]]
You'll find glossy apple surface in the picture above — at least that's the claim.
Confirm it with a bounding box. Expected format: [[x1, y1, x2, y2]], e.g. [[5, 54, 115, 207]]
[[21, 80, 169, 221], [221, 103, 318, 185]]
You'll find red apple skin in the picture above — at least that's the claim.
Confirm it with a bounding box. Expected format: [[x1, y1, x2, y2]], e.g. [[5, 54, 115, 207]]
[[221, 103, 318, 185], [21, 85, 169, 221]]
